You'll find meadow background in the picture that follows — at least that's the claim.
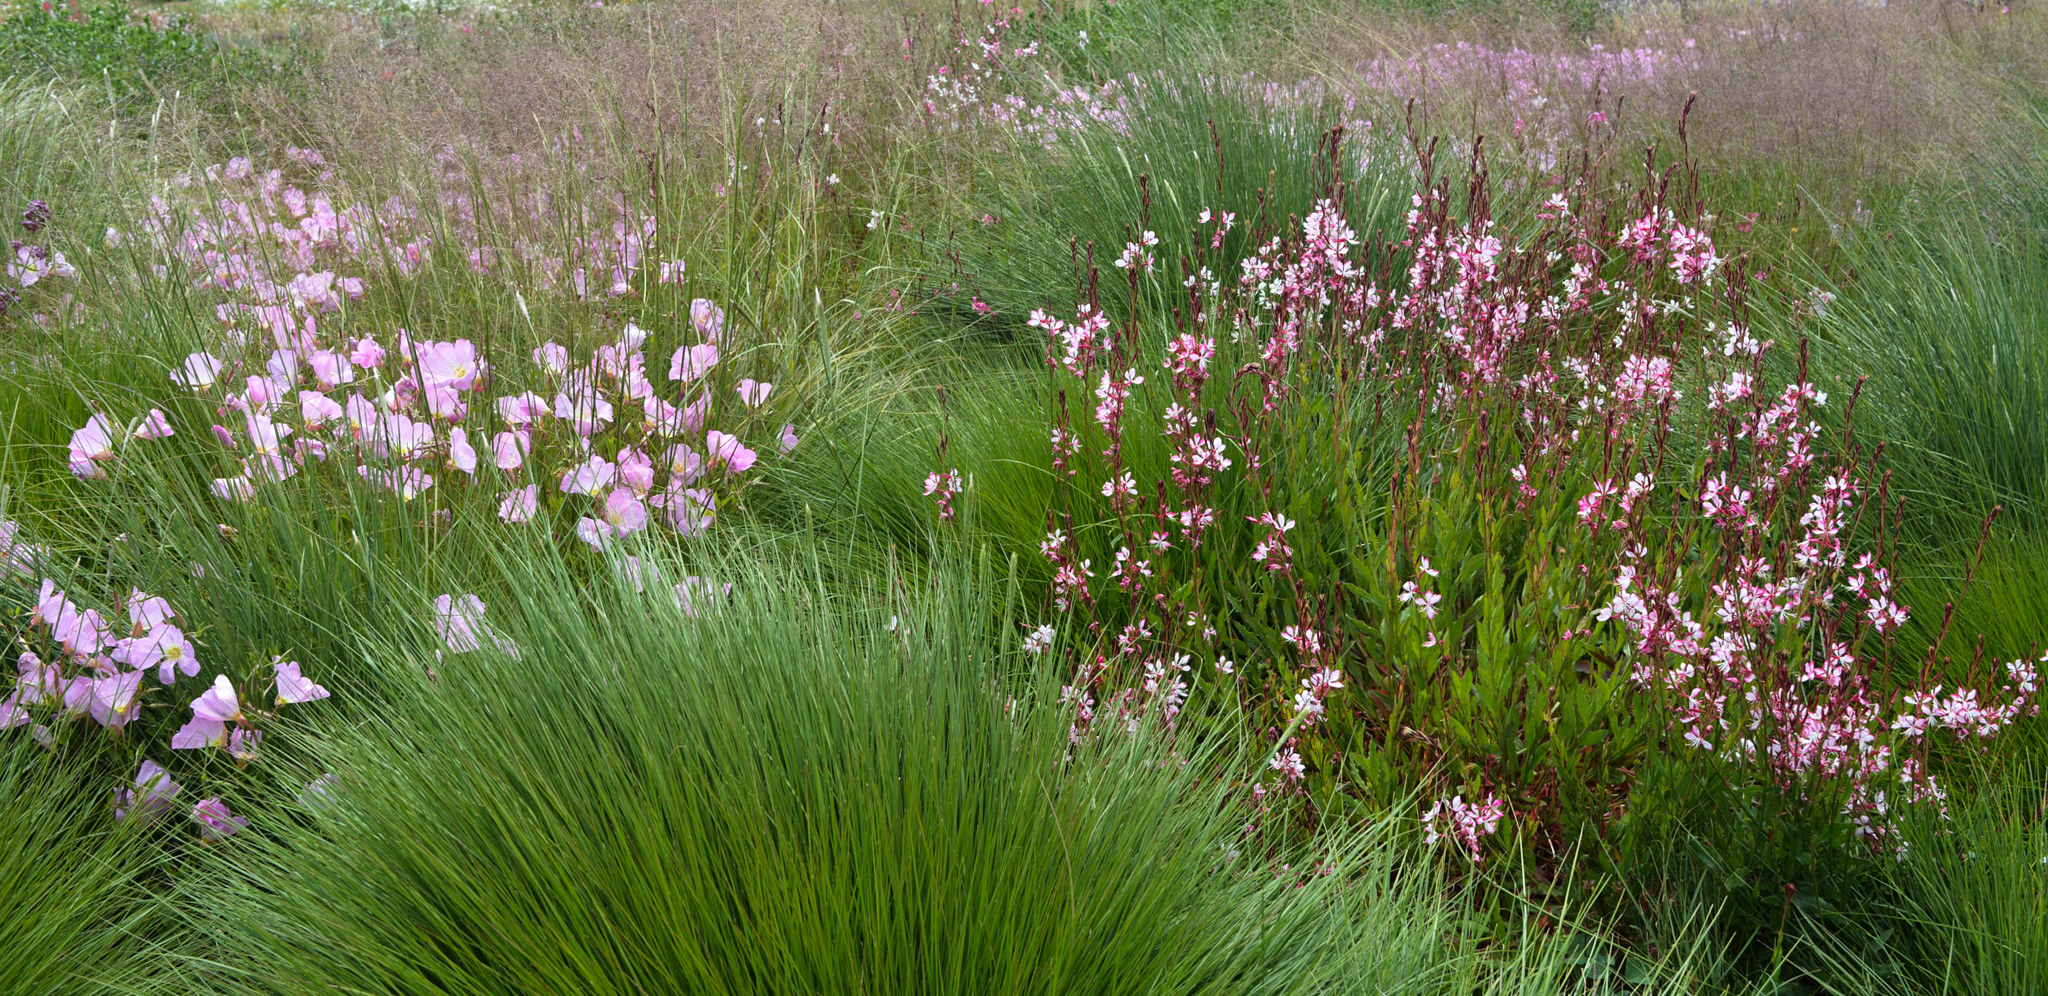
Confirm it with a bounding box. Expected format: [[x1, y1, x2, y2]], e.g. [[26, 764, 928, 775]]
[[2, 0, 2046, 992]]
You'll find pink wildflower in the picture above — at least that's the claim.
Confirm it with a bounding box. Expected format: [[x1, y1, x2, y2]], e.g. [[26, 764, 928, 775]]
[[498, 485, 539, 523], [273, 658, 329, 705], [191, 798, 248, 840], [134, 409, 175, 440]]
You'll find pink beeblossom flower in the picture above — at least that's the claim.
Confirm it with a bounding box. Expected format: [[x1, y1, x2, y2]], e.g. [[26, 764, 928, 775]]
[[778, 423, 800, 454], [736, 379, 773, 406], [924, 468, 964, 521], [1269, 748, 1306, 781], [1423, 793, 1506, 862]]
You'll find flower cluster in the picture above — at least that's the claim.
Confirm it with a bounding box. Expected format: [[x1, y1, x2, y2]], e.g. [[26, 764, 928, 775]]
[[1350, 41, 1701, 172], [128, 148, 683, 357], [1013, 124, 2030, 863], [68, 297, 792, 549], [5, 197, 81, 327], [1423, 793, 1508, 863], [3, 575, 330, 839]]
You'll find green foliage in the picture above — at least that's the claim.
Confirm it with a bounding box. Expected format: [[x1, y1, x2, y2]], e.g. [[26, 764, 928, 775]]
[[0, 2, 279, 113]]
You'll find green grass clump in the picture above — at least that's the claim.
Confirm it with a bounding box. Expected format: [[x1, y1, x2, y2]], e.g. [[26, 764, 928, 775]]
[[0, 738, 162, 996], [176, 543, 1482, 995], [1807, 221, 2048, 538]]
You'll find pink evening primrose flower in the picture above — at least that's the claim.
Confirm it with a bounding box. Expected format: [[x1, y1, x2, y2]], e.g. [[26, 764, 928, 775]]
[[498, 485, 539, 523], [652, 485, 715, 535], [68, 414, 117, 478], [349, 337, 387, 369], [171, 675, 243, 749], [691, 299, 725, 342], [617, 447, 657, 493], [300, 390, 345, 427], [127, 590, 174, 631], [433, 594, 495, 654], [669, 342, 720, 382], [115, 623, 199, 685], [673, 575, 732, 616], [88, 671, 145, 729], [211, 476, 255, 502], [115, 761, 181, 825], [533, 342, 570, 375], [191, 797, 248, 840], [308, 350, 356, 388], [172, 352, 224, 390], [448, 427, 478, 475], [496, 392, 549, 426], [416, 339, 481, 391], [273, 658, 330, 705], [492, 430, 530, 471], [134, 409, 175, 440], [575, 487, 649, 550], [704, 431, 757, 475], [600, 485, 649, 535], [560, 454, 616, 495]]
